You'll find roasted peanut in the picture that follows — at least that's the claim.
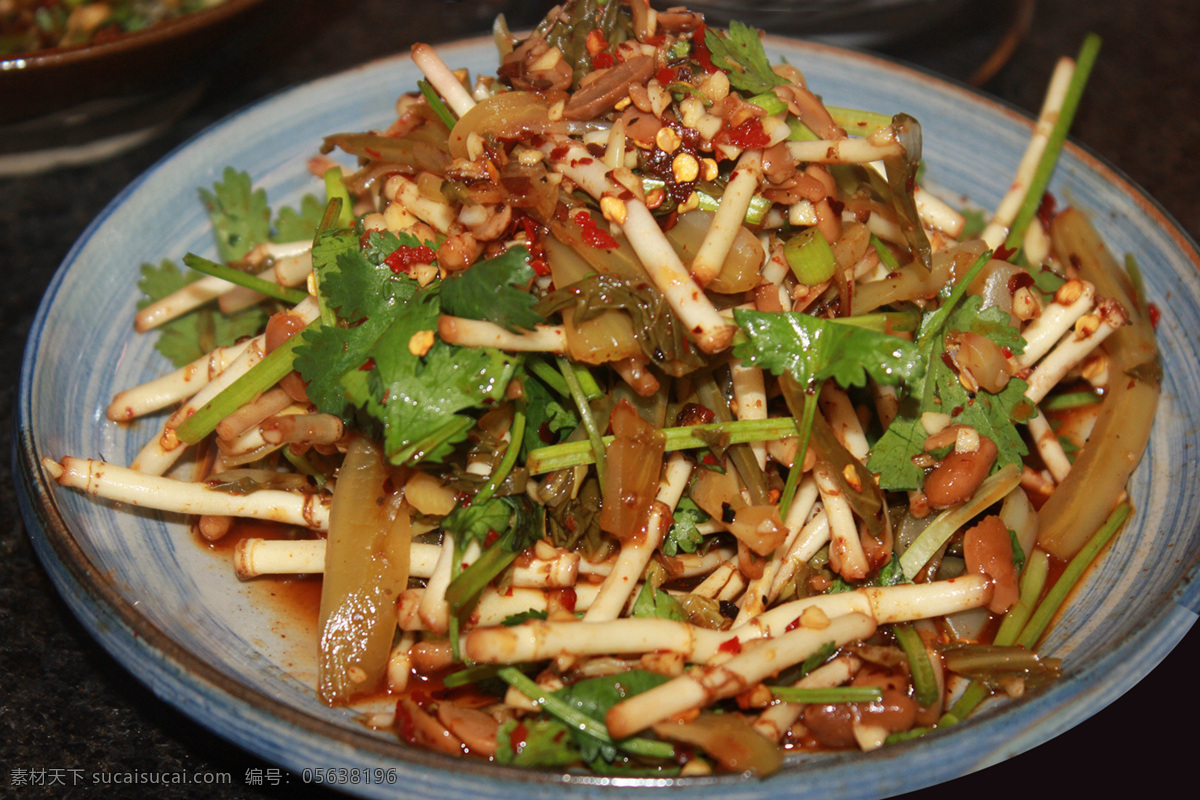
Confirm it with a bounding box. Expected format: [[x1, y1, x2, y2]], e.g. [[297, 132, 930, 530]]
[[923, 435, 998, 509]]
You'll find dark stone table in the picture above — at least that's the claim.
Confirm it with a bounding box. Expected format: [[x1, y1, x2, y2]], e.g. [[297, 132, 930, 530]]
[[2, 1, 1195, 797]]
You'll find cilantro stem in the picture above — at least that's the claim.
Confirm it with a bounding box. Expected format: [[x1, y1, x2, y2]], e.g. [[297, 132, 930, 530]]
[[778, 377, 816, 518], [174, 326, 311, 444], [181, 253, 307, 305], [323, 167, 355, 229], [893, 623, 939, 707], [445, 529, 519, 615], [915, 250, 992, 351], [526, 417, 797, 474], [767, 686, 882, 704], [1003, 34, 1101, 253], [473, 408, 526, 505], [419, 79, 458, 129], [1040, 390, 1101, 411], [496, 667, 676, 759], [942, 503, 1128, 725], [557, 356, 607, 487], [526, 357, 569, 396], [1015, 501, 1130, 649], [993, 548, 1050, 646]]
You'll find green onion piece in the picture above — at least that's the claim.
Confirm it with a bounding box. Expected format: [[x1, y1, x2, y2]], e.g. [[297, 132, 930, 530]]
[[174, 327, 311, 444], [1004, 33, 1101, 253], [445, 529, 520, 615], [778, 377, 816, 517], [496, 667, 676, 759], [768, 686, 882, 704], [181, 253, 308, 305], [784, 228, 837, 286], [418, 79, 458, 129], [443, 663, 502, 688], [1016, 501, 1131, 649], [558, 355, 607, 487], [1041, 390, 1101, 410], [885, 726, 933, 745], [473, 408, 526, 506], [829, 311, 920, 334], [944, 680, 988, 722], [871, 234, 901, 271], [526, 417, 797, 474], [893, 623, 939, 707], [993, 548, 1050, 646], [526, 357, 569, 396], [827, 106, 894, 136], [323, 167, 354, 229]]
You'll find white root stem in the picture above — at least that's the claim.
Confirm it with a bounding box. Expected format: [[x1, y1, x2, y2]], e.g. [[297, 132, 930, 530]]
[[463, 575, 991, 664], [437, 316, 567, 352], [731, 360, 768, 469], [411, 43, 478, 118], [786, 127, 903, 165], [604, 612, 877, 738], [815, 463, 869, 581], [583, 453, 692, 621], [819, 385, 869, 462], [1028, 408, 1073, 483], [1015, 279, 1095, 368], [768, 507, 831, 600], [981, 56, 1075, 250], [734, 477, 820, 626], [107, 339, 253, 422], [235, 538, 580, 588], [690, 150, 762, 287], [753, 654, 862, 743], [542, 137, 733, 354], [1022, 299, 1127, 404], [44, 456, 329, 529], [401, 582, 605, 631]]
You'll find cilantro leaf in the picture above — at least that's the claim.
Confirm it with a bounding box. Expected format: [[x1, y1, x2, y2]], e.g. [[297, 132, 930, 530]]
[[496, 717, 583, 768], [553, 671, 672, 763], [732, 309, 924, 390], [442, 496, 520, 548], [520, 368, 579, 457], [440, 246, 545, 333], [704, 21, 787, 95], [867, 296, 1034, 491], [199, 167, 271, 262], [137, 260, 266, 367], [631, 580, 687, 622], [662, 496, 708, 556], [273, 193, 325, 243], [295, 227, 519, 465]]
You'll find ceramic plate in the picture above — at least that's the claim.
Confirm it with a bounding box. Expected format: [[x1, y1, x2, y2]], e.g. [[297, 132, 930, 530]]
[[15, 36, 1200, 799]]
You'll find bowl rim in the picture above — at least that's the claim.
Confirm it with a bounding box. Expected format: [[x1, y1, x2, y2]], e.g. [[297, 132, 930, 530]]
[[0, 0, 270, 70], [14, 33, 1200, 798]]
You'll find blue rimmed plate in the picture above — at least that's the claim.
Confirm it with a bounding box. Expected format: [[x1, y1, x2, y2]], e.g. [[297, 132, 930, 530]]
[[15, 35, 1200, 799]]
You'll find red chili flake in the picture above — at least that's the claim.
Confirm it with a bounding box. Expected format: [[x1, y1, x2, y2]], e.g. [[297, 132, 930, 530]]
[[574, 209, 619, 250], [1035, 191, 1058, 229], [656, 66, 677, 85], [715, 118, 771, 149], [1008, 271, 1035, 295], [1000, 346, 1013, 358], [559, 587, 578, 612], [359, 357, 376, 371], [785, 616, 802, 632], [718, 637, 743, 655], [516, 216, 551, 276], [384, 244, 436, 275], [365, 147, 383, 159], [692, 27, 718, 73], [593, 51, 615, 69], [509, 722, 528, 754], [995, 243, 1019, 262], [1148, 302, 1161, 328], [483, 530, 500, 548]]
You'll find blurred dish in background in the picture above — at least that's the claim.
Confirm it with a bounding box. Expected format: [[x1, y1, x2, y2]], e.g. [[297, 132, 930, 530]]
[[650, 0, 967, 44], [0, 0, 272, 175]]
